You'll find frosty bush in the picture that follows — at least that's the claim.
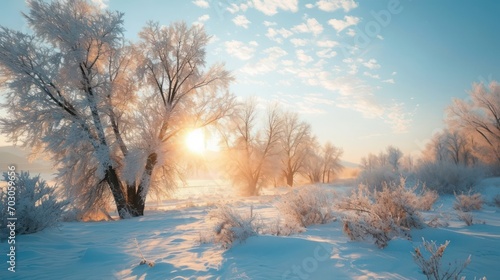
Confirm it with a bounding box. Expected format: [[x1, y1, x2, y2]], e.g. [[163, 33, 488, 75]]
[[457, 212, 474, 226], [416, 162, 483, 194], [275, 185, 335, 234], [339, 178, 436, 248], [413, 238, 471, 280], [207, 204, 259, 249], [453, 191, 483, 212], [0, 172, 68, 238], [357, 166, 399, 191]]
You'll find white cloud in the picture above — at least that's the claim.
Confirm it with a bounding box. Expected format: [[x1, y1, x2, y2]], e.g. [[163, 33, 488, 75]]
[[348, 64, 358, 75], [316, 0, 358, 12], [392, 71, 397, 76], [266, 27, 293, 43], [346, 28, 356, 37], [281, 59, 294, 66], [376, 35, 384, 40], [252, 0, 299, 16], [316, 48, 337, 58], [316, 40, 338, 48], [263, 21, 277, 27], [328, 16, 360, 32], [305, 3, 314, 8], [227, 3, 249, 13], [385, 102, 412, 133], [290, 38, 308, 47], [193, 14, 210, 26], [192, 0, 209, 8], [317, 74, 384, 118], [362, 59, 380, 69], [292, 18, 324, 36], [233, 15, 251, 28], [363, 72, 380, 79], [382, 78, 395, 84], [241, 47, 288, 75], [296, 50, 313, 64], [224, 40, 257, 60]]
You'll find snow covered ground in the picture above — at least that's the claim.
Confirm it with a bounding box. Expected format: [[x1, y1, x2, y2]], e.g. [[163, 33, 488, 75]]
[[2, 179, 500, 279]]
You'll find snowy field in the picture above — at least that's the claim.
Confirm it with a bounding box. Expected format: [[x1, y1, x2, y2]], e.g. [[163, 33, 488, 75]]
[[2, 179, 500, 280]]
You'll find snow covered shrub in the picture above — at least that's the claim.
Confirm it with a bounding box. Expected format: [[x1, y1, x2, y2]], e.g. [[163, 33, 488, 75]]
[[416, 162, 483, 194], [426, 214, 450, 228], [412, 238, 471, 280], [453, 191, 483, 212], [207, 204, 259, 249], [357, 166, 399, 191], [275, 185, 335, 233], [457, 212, 474, 226], [339, 178, 434, 248], [0, 172, 68, 238]]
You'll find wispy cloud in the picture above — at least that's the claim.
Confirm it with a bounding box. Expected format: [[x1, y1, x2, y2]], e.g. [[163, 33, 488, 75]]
[[241, 47, 288, 75], [266, 27, 293, 43], [296, 50, 314, 64], [328, 16, 360, 32], [251, 0, 299, 16], [292, 18, 324, 36], [362, 59, 380, 70], [192, 0, 209, 8], [364, 72, 380, 79], [233, 15, 251, 28], [263, 21, 277, 27], [316, 48, 337, 58], [290, 38, 308, 47], [316, 40, 339, 48], [273, 92, 335, 114], [385, 102, 413, 133], [224, 40, 258, 60], [316, 0, 358, 12], [382, 78, 395, 84], [193, 14, 210, 26], [227, 3, 249, 13]]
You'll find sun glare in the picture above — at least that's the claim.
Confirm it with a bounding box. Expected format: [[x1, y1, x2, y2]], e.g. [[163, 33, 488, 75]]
[[186, 129, 205, 153]]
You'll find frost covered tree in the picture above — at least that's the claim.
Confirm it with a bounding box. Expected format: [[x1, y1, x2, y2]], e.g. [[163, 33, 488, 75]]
[[386, 145, 403, 172], [422, 129, 476, 166], [279, 111, 312, 186], [220, 99, 282, 196], [0, 0, 233, 218], [321, 142, 343, 183], [303, 140, 343, 184], [447, 81, 500, 166]]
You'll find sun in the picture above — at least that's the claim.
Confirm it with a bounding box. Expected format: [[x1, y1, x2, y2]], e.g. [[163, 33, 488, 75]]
[[186, 128, 205, 154]]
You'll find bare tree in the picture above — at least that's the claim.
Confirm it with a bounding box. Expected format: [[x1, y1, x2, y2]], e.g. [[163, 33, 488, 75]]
[[303, 140, 343, 184], [303, 139, 323, 184], [279, 111, 312, 186], [221, 99, 282, 196], [447, 81, 500, 165], [387, 146, 403, 172], [422, 130, 476, 166], [321, 142, 343, 183], [0, 0, 233, 218]]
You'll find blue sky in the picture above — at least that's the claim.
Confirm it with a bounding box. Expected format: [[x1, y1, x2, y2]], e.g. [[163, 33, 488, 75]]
[[0, 0, 499, 163]]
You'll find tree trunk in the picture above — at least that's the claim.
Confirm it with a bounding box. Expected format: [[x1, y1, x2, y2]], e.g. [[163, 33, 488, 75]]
[[105, 166, 130, 219], [126, 152, 157, 217], [286, 172, 294, 187]]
